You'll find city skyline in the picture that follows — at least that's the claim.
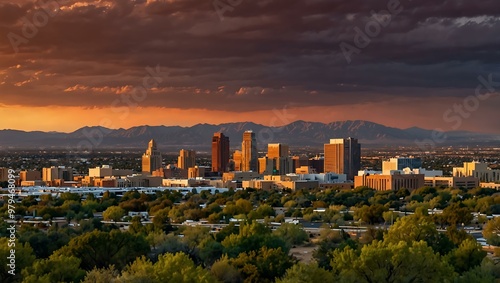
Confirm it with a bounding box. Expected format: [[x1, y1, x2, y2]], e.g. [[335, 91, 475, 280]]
[[1, 1, 499, 133]]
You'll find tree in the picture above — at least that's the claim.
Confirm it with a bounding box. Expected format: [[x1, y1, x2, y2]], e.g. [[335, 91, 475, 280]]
[[273, 223, 309, 247], [119, 253, 218, 283], [21, 254, 86, 283], [57, 230, 150, 270], [230, 247, 295, 282], [483, 217, 500, 246], [385, 214, 438, 245], [276, 262, 334, 283], [441, 203, 473, 226], [0, 239, 35, 283], [81, 266, 119, 283], [211, 256, 242, 283], [331, 240, 455, 283], [446, 238, 487, 274], [102, 206, 125, 222]]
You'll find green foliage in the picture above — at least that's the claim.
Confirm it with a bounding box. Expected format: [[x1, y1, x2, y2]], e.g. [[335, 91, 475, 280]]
[[331, 240, 455, 283], [229, 247, 295, 283], [119, 253, 218, 283], [273, 223, 309, 247], [276, 262, 334, 283], [102, 205, 125, 222], [21, 254, 86, 283], [57, 229, 150, 270], [0, 239, 36, 283], [483, 217, 500, 246], [445, 238, 486, 274], [81, 266, 119, 283]]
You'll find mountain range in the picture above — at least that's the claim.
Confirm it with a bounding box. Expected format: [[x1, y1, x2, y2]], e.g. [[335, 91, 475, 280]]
[[1, 120, 499, 151]]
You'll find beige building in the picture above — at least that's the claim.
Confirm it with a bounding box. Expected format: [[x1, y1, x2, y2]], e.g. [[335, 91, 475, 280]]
[[354, 173, 424, 191], [188, 166, 207, 178], [222, 171, 263, 182], [382, 157, 422, 175], [424, 176, 479, 189], [178, 149, 196, 170], [324, 138, 361, 180], [453, 162, 500, 183], [142, 139, 163, 174], [233, 150, 242, 171], [258, 157, 274, 175], [20, 170, 41, 182]]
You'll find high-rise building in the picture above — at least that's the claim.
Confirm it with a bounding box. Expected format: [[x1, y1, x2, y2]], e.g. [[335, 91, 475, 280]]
[[324, 137, 361, 180], [142, 139, 163, 174], [212, 132, 230, 173], [268, 143, 289, 159], [382, 157, 422, 174], [241, 131, 258, 171], [233, 150, 242, 171], [178, 149, 196, 170], [267, 143, 293, 174]]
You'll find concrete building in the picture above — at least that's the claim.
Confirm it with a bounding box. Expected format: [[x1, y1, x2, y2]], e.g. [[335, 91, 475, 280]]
[[212, 132, 230, 173], [354, 172, 424, 191], [324, 138, 361, 180], [258, 157, 274, 175], [267, 143, 293, 174], [424, 176, 479, 189], [233, 150, 242, 171], [241, 130, 258, 171], [222, 171, 263, 182], [142, 139, 163, 174], [308, 155, 324, 174], [382, 157, 422, 174], [20, 170, 41, 182], [177, 149, 196, 170], [42, 166, 73, 184], [293, 172, 347, 184], [453, 161, 500, 183], [481, 182, 500, 189], [188, 166, 208, 178], [0, 167, 9, 182]]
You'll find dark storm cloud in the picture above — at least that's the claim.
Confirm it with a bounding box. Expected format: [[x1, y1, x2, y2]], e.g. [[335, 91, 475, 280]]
[[0, 0, 499, 111]]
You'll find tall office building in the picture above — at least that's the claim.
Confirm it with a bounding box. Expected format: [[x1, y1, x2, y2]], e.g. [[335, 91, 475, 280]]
[[382, 157, 422, 174], [233, 150, 242, 171], [142, 139, 163, 174], [212, 132, 230, 173], [241, 131, 258, 171], [177, 149, 196, 170], [324, 137, 361, 180], [267, 143, 293, 174]]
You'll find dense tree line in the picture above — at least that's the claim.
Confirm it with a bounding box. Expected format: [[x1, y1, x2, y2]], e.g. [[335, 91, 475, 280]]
[[0, 184, 500, 282]]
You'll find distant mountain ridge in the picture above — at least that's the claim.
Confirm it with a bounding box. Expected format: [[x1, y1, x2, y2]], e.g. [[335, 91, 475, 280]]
[[0, 120, 499, 150]]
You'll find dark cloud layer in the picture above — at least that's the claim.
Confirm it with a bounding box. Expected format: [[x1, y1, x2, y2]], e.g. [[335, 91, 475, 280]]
[[0, 0, 499, 115]]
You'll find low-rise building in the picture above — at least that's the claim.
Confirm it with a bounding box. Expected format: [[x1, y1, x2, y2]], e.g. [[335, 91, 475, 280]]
[[424, 176, 479, 189]]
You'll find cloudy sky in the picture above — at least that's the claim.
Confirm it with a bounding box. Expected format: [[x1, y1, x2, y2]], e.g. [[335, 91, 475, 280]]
[[1, 0, 499, 133]]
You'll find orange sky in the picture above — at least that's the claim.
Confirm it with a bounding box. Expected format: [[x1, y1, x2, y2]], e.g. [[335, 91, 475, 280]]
[[1, 97, 497, 133]]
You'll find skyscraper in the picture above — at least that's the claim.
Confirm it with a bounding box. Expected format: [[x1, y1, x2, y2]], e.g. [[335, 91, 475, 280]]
[[267, 143, 293, 174], [177, 149, 196, 170], [142, 139, 162, 174], [212, 132, 230, 173], [324, 137, 361, 180], [241, 130, 257, 171]]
